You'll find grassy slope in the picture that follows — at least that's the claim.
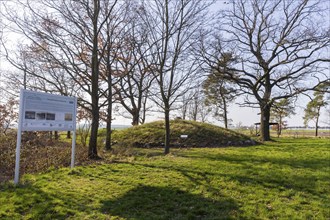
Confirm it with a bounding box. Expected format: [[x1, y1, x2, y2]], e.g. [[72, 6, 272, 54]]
[[0, 138, 329, 219], [111, 119, 253, 148]]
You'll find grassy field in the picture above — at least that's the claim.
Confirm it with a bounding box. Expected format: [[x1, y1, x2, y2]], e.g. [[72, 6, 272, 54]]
[[0, 137, 329, 219]]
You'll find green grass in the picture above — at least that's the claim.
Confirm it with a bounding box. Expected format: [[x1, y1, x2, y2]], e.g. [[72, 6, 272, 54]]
[[0, 138, 329, 219]]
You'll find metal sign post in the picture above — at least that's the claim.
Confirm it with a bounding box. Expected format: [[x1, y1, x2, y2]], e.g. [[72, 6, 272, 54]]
[[14, 89, 77, 184], [14, 91, 24, 184]]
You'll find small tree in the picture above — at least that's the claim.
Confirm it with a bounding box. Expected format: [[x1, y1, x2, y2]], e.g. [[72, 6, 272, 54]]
[[270, 98, 295, 136], [202, 53, 237, 128], [303, 86, 329, 137]]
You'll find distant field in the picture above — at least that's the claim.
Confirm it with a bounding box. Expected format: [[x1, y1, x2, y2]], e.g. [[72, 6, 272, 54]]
[[236, 128, 330, 138], [1, 137, 329, 219], [280, 129, 330, 137]]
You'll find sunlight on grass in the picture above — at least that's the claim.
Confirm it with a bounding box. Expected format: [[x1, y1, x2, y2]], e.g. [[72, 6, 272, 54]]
[[0, 138, 329, 219]]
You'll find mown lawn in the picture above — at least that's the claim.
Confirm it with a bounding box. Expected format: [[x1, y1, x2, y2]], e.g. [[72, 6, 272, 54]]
[[0, 138, 329, 219]]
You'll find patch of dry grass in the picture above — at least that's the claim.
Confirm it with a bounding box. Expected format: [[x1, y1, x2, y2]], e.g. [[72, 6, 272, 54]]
[[0, 131, 89, 183]]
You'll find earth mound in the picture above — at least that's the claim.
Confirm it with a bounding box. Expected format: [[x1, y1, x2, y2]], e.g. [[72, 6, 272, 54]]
[[112, 119, 256, 148]]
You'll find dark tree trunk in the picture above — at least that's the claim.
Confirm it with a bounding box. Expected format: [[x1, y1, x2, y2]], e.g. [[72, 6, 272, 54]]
[[260, 104, 271, 141], [105, 118, 112, 150], [105, 97, 112, 150], [224, 110, 228, 129], [88, 0, 100, 159], [55, 131, 59, 140], [182, 106, 187, 120], [132, 109, 140, 126], [67, 131, 71, 139], [223, 98, 228, 129], [105, 73, 112, 151], [164, 105, 170, 155], [89, 106, 99, 158]]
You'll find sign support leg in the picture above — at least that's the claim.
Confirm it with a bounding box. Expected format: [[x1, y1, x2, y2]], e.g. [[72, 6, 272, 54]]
[[14, 130, 22, 185], [14, 90, 24, 185], [71, 130, 76, 168]]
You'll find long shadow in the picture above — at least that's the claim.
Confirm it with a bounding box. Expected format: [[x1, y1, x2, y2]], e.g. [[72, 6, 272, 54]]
[[176, 146, 329, 170], [1, 183, 67, 219], [101, 185, 240, 220], [118, 159, 327, 198], [0, 181, 90, 219]]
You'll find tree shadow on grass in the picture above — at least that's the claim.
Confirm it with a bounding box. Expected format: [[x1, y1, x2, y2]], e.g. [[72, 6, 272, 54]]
[[0, 183, 68, 219], [101, 185, 240, 220], [0, 181, 90, 219], [122, 159, 326, 200]]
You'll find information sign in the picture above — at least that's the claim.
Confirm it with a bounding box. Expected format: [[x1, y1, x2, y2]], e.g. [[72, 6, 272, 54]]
[[14, 89, 77, 184], [20, 90, 76, 131]]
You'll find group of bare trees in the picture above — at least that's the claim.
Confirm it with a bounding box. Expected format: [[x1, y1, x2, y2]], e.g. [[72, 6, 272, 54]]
[[199, 0, 329, 140], [0, 0, 329, 157]]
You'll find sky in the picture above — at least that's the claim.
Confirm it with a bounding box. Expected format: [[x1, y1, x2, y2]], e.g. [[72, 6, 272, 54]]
[[0, 0, 329, 128], [112, 97, 329, 128]]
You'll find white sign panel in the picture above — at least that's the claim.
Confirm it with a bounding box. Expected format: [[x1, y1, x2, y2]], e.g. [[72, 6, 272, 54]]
[[20, 89, 77, 131]]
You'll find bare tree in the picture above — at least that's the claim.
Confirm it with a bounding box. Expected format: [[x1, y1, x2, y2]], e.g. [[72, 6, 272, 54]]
[[178, 92, 193, 120], [98, 1, 127, 151], [200, 0, 330, 141], [113, 3, 155, 126], [141, 0, 214, 154], [176, 86, 212, 122]]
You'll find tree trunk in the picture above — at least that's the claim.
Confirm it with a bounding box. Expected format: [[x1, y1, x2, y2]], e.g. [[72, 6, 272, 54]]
[[193, 97, 198, 121], [140, 108, 146, 124], [105, 55, 112, 150], [105, 86, 112, 150], [55, 131, 59, 140], [223, 98, 228, 129], [260, 104, 271, 141], [182, 107, 186, 120], [89, 106, 99, 158], [105, 103, 112, 150], [105, 73, 112, 150], [140, 96, 147, 124], [164, 106, 170, 155], [315, 108, 320, 137], [224, 111, 228, 129], [278, 116, 282, 136], [67, 131, 71, 139], [88, 0, 100, 159], [132, 109, 140, 126]]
